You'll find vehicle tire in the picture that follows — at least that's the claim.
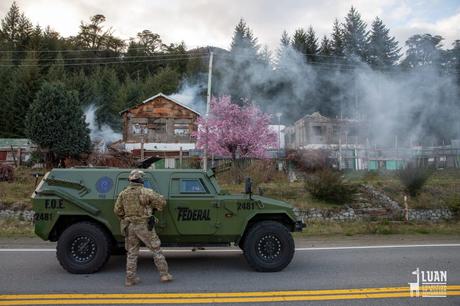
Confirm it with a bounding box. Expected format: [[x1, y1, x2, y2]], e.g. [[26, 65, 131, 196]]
[[57, 221, 112, 274], [243, 221, 295, 272]]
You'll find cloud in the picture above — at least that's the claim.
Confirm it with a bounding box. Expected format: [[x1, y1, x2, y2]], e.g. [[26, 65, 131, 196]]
[[1, 0, 458, 51], [401, 11, 460, 47]]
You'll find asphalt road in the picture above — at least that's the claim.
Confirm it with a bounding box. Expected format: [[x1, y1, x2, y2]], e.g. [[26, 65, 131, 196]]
[[0, 236, 459, 305]]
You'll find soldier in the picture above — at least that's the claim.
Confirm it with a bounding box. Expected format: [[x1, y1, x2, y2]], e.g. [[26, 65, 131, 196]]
[[114, 169, 173, 286]]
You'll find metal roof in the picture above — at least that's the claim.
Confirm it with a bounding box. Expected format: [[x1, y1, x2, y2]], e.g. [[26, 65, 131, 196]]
[[119, 93, 201, 116], [0, 138, 33, 149]]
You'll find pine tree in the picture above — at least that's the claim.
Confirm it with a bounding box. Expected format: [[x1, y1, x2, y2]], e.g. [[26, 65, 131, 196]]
[[276, 30, 291, 68], [25, 82, 91, 162], [368, 17, 400, 68], [122, 74, 145, 109], [95, 67, 121, 129], [150, 66, 180, 94], [220, 19, 263, 103], [5, 52, 42, 136], [259, 45, 272, 65], [0, 53, 15, 137], [319, 36, 333, 57], [280, 30, 290, 48], [291, 28, 308, 55], [46, 52, 66, 81], [0, 2, 33, 54], [66, 69, 95, 107], [342, 6, 369, 62], [230, 19, 259, 56], [305, 26, 319, 62], [331, 19, 344, 57]]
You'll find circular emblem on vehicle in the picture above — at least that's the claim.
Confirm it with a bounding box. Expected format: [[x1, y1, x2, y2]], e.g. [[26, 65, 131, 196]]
[[96, 176, 113, 193]]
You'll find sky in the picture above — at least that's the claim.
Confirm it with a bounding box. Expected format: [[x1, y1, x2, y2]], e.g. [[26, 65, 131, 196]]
[[1, 0, 459, 53]]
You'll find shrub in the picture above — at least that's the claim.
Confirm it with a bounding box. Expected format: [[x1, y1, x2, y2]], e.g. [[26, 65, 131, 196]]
[[305, 169, 357, 204], [397, 162, 434, 197], [216, 159, 285, 186], [286, 149, 330, 173]]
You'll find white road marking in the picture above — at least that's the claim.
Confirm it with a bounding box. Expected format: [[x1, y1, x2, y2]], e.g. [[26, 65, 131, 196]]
[[0, 243, 459, 252]]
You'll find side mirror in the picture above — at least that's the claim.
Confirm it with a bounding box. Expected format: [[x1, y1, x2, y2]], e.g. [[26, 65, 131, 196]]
[[245, 177, 252, 196]]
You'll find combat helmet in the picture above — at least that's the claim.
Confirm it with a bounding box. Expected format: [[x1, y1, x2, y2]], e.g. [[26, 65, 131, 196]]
[[128, 169, 145, 181]]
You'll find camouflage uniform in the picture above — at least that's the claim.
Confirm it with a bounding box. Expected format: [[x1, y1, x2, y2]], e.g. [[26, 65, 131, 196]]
[[114, 170, 172, 285]]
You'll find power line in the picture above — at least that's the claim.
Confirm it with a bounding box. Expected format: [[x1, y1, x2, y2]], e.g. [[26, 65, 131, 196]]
[[0, 54, 209, 67], [0, 44, 350, 61], [0, 45, 207, 54], [0, 50, 458, 75], [0, 52, 211, 62]]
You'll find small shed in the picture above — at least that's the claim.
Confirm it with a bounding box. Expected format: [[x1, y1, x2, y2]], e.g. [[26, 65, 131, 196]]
[[0, 138, 35, 165]]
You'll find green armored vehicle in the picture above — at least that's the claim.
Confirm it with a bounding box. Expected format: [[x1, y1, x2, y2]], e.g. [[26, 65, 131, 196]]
[[32, 168, 304, 274]]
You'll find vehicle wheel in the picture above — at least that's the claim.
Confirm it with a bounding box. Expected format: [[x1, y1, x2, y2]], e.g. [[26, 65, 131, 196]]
[[57, 221, 112, 274], [243, 221, 295, 272]]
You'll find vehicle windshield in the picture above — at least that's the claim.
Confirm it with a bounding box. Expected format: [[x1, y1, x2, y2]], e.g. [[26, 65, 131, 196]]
[[208, 175, 221, 194]]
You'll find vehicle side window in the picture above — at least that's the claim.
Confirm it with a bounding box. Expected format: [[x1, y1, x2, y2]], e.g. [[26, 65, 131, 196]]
[[144, 179, 160, 192], [180, 179, 208, 193], [116, 178, 159, 194], [116, 179, 129, 194]]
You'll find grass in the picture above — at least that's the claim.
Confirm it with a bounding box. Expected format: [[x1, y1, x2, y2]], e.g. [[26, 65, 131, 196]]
[[344, 169, 460, 211], [219, 181, 342, 209], [0, 218, 34, 237], [1, 166, 459, 212], [218, 168, 460, 211], [295, 220, 460, 237], [0, 166, 40, 209]]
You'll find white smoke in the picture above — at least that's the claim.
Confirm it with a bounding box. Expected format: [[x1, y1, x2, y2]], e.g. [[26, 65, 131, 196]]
[[170, 82, 206, 115], [213, 46, 460, 147], [84, 104, 122, 147]]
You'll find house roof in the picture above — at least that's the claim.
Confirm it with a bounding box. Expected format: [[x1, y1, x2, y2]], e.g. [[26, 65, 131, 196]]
[[119, 93, 201, 116], [0, 138, 33, 149]]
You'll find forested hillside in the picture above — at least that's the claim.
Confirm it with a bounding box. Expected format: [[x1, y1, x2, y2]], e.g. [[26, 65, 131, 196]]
[[0, 3, 459, 146]]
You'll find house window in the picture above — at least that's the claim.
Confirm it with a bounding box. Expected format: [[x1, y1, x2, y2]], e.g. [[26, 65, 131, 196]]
[[312, 126, 322, 136], [348, 127, 358, 136], [174, 123, 190, 136], [165, 158, 176, 169], [332, 127, 339, 137], [153, 119, 166, 133], [132, 123, 147, 135]]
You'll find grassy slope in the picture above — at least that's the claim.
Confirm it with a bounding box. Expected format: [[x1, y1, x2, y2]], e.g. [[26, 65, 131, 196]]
[[0, 167, 38, 209], [1, 167, 459, 211], [296, 220, 460, 237], [1, 167, 459, 237], [219, 169, 460, 211], [345, 169, 460, 211]]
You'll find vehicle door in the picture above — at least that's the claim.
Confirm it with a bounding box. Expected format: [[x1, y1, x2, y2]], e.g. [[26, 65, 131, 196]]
[[114, 172, 163, 232], [168, 173, 219, 235]]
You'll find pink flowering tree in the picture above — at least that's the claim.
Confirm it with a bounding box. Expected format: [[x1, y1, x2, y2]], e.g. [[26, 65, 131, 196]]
[[194, 96, 277, 161]]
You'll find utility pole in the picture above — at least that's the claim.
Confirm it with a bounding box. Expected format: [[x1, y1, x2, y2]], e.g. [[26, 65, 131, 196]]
[[140, 125, 145, 161], [203, 51, 214, 171], [276, 112, 282, 153]]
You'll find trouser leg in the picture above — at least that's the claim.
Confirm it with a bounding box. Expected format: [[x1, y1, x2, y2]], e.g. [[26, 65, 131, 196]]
[[135, 224, 169, 276], [126, 224, 141, 280]]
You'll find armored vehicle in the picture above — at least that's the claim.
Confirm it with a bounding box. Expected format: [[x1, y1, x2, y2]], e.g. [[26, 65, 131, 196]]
[[32, 168, 304, 274]]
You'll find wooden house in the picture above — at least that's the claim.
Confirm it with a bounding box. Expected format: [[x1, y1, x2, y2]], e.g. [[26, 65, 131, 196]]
[[119, 93, 201, 167]]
